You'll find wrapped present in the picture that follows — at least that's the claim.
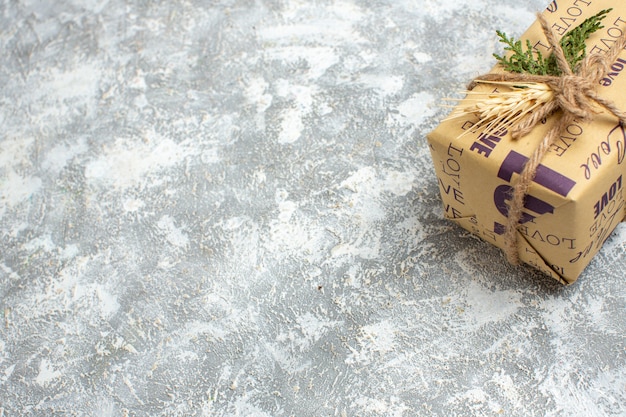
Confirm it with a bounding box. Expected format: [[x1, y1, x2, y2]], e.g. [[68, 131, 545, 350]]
[[427, 1, 626, 284]]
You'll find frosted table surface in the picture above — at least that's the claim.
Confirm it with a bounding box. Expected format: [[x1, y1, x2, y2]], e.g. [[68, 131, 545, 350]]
[[1, 0, 624, 416]]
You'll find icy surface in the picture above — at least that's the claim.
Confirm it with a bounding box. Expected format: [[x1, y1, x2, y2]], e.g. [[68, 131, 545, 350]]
[[0, 0, 624, 416]]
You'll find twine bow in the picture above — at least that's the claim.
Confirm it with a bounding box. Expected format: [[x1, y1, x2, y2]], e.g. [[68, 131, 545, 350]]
[[469, 13, 626, 266]]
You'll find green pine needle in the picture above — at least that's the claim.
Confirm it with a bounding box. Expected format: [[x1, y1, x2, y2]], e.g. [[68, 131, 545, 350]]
[[493, 8, 612, 76]]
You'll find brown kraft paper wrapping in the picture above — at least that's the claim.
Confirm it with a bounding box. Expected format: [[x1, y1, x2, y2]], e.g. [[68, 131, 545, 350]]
[[427, 0, 626, 284]]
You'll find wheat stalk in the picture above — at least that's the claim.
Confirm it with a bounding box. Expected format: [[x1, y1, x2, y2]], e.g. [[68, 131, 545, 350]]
[[443, 81, 555, 137]]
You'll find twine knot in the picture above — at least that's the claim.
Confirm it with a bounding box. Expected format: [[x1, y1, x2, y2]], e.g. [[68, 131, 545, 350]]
[[470, 12, 626, 267], [549, 74, 597, 121]]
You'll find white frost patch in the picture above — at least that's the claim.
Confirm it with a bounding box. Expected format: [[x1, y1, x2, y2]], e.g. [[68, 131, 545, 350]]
[[347, 320, 397, 365], [274, 81, 317, 144], [42, 138, 88, 173], [0, 170, 42, 217], [281, 0, 362, 18], [253, 169, 267, 185], [259, 2, 365, 47], [93, 398, 118, 417], [264, 342, 305, 373], [358, 321, 396, 353], [278, 201, 297, 222], [85, 134, 190, 189], [60, 244, 80, 260], [343, 264, 363, 288], [200, 147, 220, 164], [231, 396, 274, 417], [96, 285, 120, 319], [340, 166, 377, 193], [295, 312, 340, 350], [0, 136, 35, 168], [274, 81, 315, 110], [50, 260, 84, 298], [245, 76, 273, 113], [264, 46, 339, 80], [128, 71, 147, 90], [340, 167, 415, 197], [328, 0, 365, 21], [382, 170, 415, 196], [537, 295, 573, 341], [353, 396, 409, 417], [268, 208, 316, 253], [35, 359, 62, 386], [491, 371, 522, 408], [459, 388, 487, 403], [333, 167, 415, 260], [218, 216, 253, 232], [68, 0, 110, 14], [157, 215, 189, 248], [278, 108, 304, 144], [0, 264, 20, 282], [181, 321, 229, 344], [390, 92, 436, 126], [537, 366, 626, 417], [1, 364, 16, 384], [412, 51, 432, 64], [453, 52, 494, 78], [23, 235, 56, 252], [493, 5, 537, 34], [45, 62, 101, 103], [29, 62, 101, 122], [123, 198, 145, 213], [462, 282, 521, 328], [330, 229, 382, 260], [412, 0, 484, 16], [339, 167, 415, 229], [268, 189, 320, 255], [133, 94, 149, 108], [357, 74, 404, 96]]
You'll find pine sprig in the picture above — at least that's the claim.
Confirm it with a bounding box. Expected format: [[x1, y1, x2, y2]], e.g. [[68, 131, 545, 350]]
[[493, 31, 551, 75], [494, 8, 612, 76]]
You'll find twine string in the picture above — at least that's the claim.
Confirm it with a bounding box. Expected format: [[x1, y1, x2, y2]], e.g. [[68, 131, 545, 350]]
[[469, 13, 626, 266]]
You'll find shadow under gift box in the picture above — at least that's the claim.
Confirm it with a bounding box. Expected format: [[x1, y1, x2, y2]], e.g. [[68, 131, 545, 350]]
[[427, 0, 626, 284]]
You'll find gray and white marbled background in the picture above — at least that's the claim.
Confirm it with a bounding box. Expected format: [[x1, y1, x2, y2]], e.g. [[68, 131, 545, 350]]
[[1, 0, 625, 415]]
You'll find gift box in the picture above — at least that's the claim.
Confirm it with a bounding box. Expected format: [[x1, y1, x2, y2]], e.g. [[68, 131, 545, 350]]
[[427, 0, 626, 284]]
